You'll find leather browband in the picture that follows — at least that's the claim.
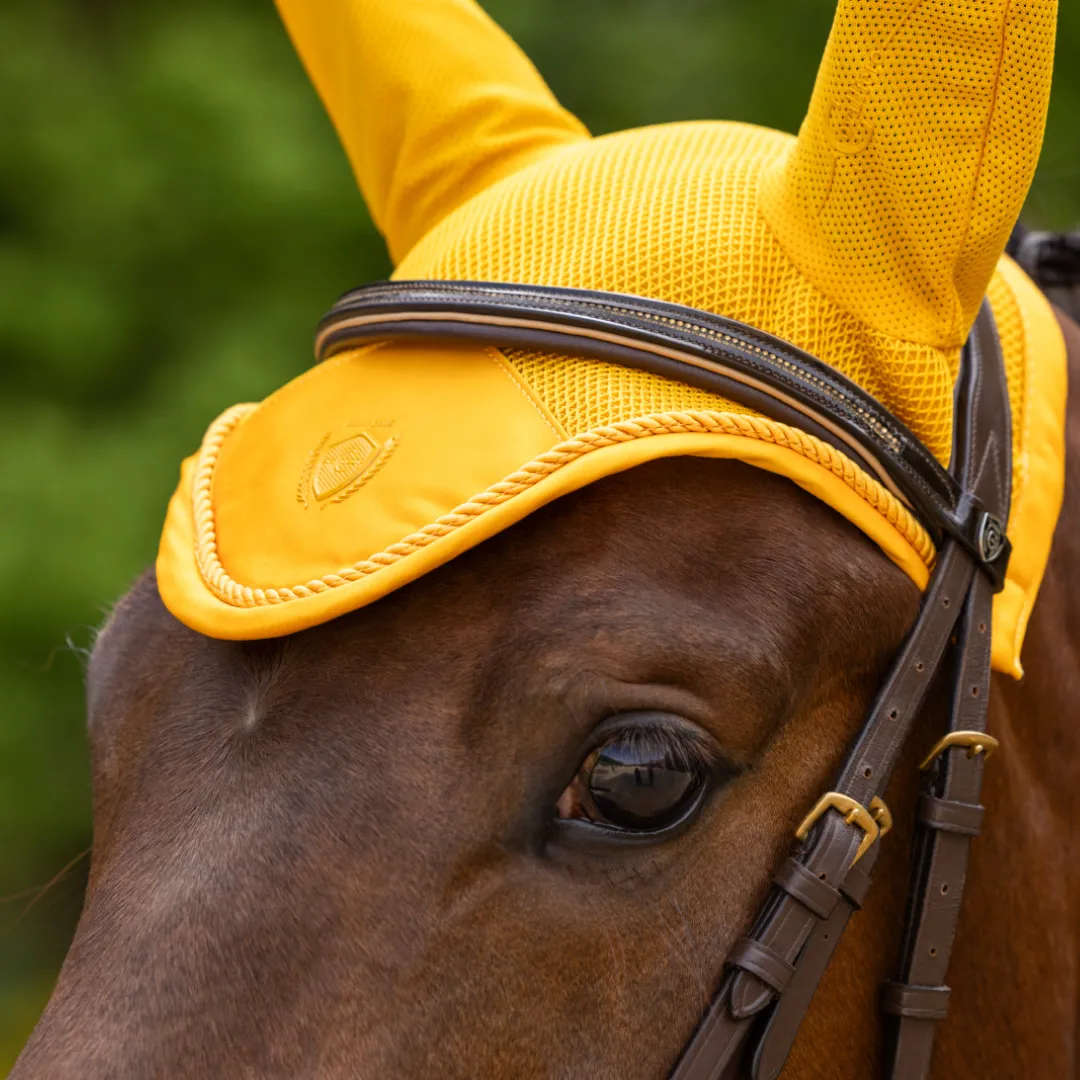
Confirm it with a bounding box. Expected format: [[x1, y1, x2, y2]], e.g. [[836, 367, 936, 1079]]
[[315, 281, 1012, 1080], [316, 280, 1011, 587]]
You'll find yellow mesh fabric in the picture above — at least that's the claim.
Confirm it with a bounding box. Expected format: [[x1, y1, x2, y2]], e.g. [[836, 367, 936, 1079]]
[[398, 121, 1016, 469], [760, 0, 1056, 348], [501, 350, 749, 436]]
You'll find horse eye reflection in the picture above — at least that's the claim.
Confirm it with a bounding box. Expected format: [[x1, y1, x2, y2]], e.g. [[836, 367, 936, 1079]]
[[556, 724, 707, 831]]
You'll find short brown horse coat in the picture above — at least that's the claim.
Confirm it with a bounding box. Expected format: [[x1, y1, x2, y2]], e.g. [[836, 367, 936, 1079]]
[[11, 308, 1080, 1078]]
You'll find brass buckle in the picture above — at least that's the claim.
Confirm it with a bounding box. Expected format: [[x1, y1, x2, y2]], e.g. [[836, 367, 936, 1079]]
[[795, 792, 880, 866], [918, 731, 1000, 771], [869, 795, 893, 838]]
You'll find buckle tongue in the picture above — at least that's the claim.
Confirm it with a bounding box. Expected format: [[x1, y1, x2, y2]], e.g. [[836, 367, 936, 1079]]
[[918, 730, 1000, 771]]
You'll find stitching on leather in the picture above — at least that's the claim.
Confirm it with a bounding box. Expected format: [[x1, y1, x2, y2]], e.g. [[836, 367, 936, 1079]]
[[342, 282, 905, 450], [325, 283, 962, 522]]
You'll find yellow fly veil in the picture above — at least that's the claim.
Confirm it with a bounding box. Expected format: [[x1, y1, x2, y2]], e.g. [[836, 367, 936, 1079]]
[[158, 0, 1065, 679]]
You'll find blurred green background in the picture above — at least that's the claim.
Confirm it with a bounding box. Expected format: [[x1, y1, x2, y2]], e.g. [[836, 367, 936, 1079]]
[[2, 0, 1079, 1068]]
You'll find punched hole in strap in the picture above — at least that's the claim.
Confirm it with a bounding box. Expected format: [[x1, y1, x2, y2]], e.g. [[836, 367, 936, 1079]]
[[726, 938, 796, 996]]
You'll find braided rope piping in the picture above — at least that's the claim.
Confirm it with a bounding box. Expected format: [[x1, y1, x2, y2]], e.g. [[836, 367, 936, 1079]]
[[191, 405, 936, 608]]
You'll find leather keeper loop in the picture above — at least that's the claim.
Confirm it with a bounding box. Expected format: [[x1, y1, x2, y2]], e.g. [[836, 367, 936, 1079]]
[[839, 861, 873, 909], [881, 981, 952, 1020], [726, 938, 796, 995], [917, 794, 985, 836], [772, 857, 841, 919]]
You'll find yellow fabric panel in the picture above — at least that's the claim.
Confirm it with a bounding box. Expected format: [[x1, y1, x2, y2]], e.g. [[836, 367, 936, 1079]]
[[760, 0, 1056, 350], [986, 258, 1067, 677], [159, 404, 932, 640], [274, 0, 588, 263], [207, 340, 566, 592]]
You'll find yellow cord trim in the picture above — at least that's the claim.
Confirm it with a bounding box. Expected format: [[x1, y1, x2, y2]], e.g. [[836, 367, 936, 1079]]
[[193, 405, 935, 608]]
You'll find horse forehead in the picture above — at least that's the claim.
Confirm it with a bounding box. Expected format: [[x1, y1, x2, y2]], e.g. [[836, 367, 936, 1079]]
[[284, 461, 876, 642], [91, 460, 905, 711]]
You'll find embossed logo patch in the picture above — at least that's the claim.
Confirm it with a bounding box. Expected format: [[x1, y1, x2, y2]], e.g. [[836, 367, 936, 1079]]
[[298, 424, 398, 508]]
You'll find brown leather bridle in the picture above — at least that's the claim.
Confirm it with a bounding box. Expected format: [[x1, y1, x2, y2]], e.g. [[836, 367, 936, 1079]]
[[316, 280, 1012, 1080]]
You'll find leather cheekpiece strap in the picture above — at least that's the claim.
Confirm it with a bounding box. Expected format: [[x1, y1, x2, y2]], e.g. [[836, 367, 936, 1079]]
[[748, 843, 884, 1080], [883, 304, 1011, 1080]]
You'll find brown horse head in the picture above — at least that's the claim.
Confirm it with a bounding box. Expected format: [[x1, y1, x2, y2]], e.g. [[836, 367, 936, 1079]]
[[16, 459, 928, 1078], [14, 1, 1078, 1077], [18, 425, 1080, 1078]]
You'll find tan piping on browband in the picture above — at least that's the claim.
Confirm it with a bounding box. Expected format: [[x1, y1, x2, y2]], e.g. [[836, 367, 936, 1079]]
[[314, 310, 912, 506]]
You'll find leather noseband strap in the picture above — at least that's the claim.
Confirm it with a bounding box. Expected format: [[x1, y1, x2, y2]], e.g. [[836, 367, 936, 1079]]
[[316, 281, 1012, 1080]]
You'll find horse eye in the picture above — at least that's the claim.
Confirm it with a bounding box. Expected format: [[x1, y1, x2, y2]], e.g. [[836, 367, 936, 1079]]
[[556, 719, 709, 832]]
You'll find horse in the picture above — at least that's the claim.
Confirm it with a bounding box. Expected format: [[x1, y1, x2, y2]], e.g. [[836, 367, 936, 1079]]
[[12, 0, 1079, 1077]]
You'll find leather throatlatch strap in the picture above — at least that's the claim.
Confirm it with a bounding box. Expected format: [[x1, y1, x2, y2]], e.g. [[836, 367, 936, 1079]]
[[314, 282, 1012, 1080], [669, 303, 1011, 1080]]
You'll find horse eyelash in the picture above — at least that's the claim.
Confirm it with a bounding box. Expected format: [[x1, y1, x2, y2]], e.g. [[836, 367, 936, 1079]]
[[589, 719, 734, 780]]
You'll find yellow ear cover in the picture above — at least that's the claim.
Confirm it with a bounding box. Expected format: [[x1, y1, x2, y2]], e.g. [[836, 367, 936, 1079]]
[[761, 0, 1057, 351], [275, 0, 589, 262], [159, 337, 945, 640], [159, 1, 1065, 677]]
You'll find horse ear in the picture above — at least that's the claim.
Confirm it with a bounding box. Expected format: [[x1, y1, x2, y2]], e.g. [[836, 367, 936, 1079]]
[[760, 0, 1057, 348], [276, 0, 589, 264]]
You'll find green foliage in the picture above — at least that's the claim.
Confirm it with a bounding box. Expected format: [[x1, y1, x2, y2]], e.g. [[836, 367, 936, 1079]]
[[2, 0, 1078, 1067]]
